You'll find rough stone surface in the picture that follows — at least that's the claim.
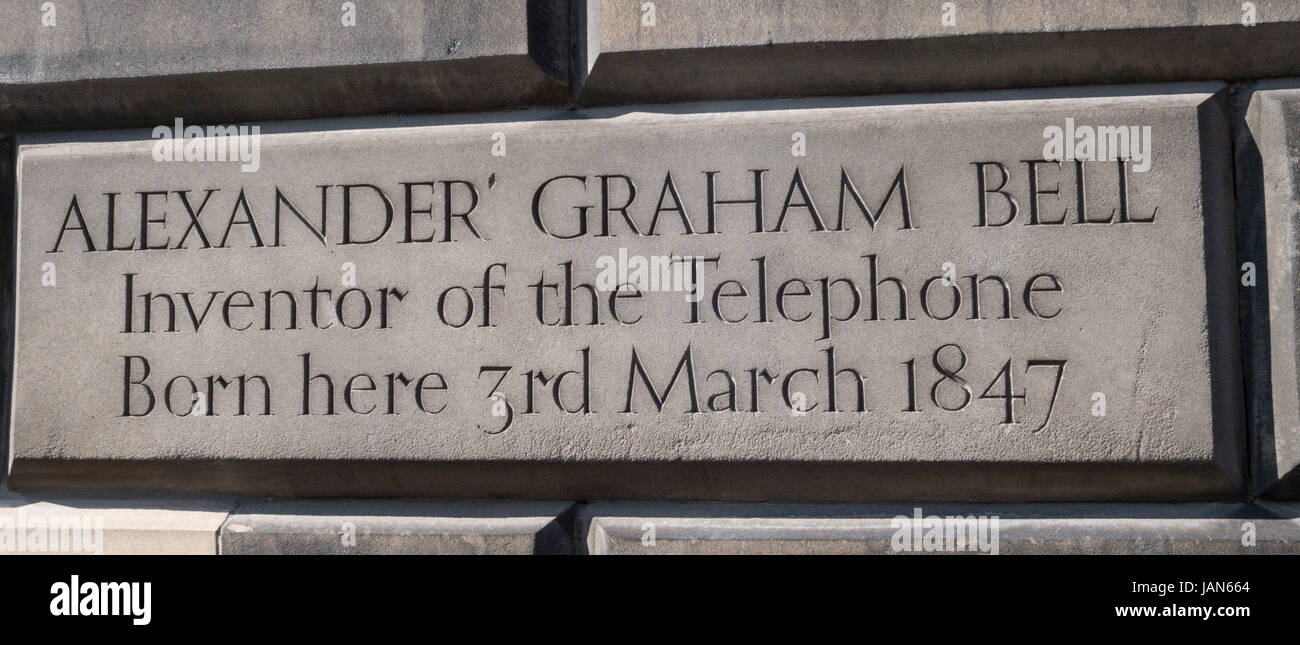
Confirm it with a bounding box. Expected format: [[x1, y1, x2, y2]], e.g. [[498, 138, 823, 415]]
[[1249, 81, 1300, 499], [583, 502, 1300, 554], [581, 0, 1300, 105], [219, 500, 577, 554], [8, 85, 1241, 500], [0, 489, 233, 554], [0, 0, 571, 130]]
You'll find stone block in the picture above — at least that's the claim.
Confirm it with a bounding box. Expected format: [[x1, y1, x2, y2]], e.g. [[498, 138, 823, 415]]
[[0, 0, 571, 130], [0, 490, 233, 554], [219, 500, 577, 554], [7, 85, 1242, 500], [582, 502, 1300, 554], [580, 0, 1300, 105], [1246, 81, 1300, 498]]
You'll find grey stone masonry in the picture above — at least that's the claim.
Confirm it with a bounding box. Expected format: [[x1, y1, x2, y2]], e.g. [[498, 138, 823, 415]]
[[9, 3, 1300, 557], [7, 1, 1300, 130], [8, 495, 1293, 555]]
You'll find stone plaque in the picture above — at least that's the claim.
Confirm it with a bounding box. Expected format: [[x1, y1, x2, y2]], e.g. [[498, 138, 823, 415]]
[[7, 86, 1242, 500]]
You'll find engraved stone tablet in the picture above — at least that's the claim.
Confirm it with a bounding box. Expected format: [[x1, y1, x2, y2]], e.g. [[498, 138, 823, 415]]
[[7, 85, 1242, 500]]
